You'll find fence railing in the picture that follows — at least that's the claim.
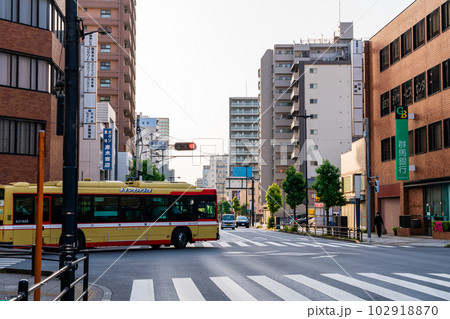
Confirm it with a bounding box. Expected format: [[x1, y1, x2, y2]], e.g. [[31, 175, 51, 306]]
[[0, 245, 90, 301], [281, 224, 363, 241]]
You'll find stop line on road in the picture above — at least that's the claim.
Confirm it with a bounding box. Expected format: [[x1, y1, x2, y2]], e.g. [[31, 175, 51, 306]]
[[129, 272, 450, 301], [0, 258, 24, 270]]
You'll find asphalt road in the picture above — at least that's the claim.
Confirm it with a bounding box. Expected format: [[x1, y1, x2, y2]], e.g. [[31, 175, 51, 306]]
[[62, 228, 449, 301]]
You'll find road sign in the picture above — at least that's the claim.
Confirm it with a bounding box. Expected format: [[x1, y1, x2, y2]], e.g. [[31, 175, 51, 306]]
[[395, 105, 409, 180], [150, 140, 168, 150]]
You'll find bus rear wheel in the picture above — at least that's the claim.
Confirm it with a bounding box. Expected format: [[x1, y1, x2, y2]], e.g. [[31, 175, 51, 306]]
[[172, 228, 188, 249]]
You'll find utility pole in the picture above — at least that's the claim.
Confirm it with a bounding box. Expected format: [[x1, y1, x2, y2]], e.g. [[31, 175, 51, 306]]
[[135, 114, 141, 180], [365, 117, 372, 242], [60, 0, 79, 301]]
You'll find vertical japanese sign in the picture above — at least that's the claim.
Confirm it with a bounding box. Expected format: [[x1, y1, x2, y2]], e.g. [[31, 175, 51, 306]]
[[395, 105, 409, 180], [103, 128, 113, 170], [83, 33, 98, 140]]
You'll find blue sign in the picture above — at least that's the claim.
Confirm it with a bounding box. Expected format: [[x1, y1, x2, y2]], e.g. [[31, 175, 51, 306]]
[[232, 167, 252, 178], [150, 140, 168, 150], [103, 128, 113, 170]]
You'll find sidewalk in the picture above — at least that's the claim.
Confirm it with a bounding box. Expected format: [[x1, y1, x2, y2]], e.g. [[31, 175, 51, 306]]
[[0, 271, 111, 301], [360, 233, 450, 247]]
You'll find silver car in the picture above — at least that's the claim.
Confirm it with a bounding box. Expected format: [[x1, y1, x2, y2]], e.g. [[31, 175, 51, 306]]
[[221, 214, 235, 230]]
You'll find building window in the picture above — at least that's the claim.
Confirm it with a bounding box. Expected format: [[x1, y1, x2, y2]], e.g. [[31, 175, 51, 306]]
[[390, 38, 400, 65], [408, 131, 414, 156], [381, 138, 390, 162], [101, 10, 111, 18], [401, 28, 412, 58], [426, 8, 440, 41], [402, 79, 413, 106], [99, 96, 110, 102], [413, 19, 425, 50], [310, 114, 318, 119], [390, 86, 401, 113], [100, 79, 111, 88], [443, 59, 449, 90], [380, 92, 390, 117], [310, 99, 318, 104], [100, 61, 111, 70], [310, 129, 318, 135], [310, 83, 318, 89], [428, 121, 442, 152], [310, 68, 317, 74], [391, 136, 396, 160], [0, 118, 45, 155], [427, 64, 441, 96], [414, 126, 427, 154], [380, 45, 389, 72], [443, 1, 450, 32], [310, 161, 318, 166], [100, 44, 111, 53], [444, 118, 450, 148], [414, 72, 426, 102]]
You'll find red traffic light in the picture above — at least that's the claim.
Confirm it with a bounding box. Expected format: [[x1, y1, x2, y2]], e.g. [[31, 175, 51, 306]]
[[174, 142, 197, 151]]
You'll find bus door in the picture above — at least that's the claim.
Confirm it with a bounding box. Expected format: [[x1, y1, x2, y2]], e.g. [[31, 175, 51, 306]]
[[34, 196, 51, 245], [196, 196, 217, 240]]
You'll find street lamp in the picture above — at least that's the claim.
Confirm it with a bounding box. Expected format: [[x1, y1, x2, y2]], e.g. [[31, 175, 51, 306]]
[[293, 113, 312, 232]]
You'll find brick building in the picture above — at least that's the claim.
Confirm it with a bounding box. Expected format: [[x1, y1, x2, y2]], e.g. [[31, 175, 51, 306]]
[[365, 0, 449, 235], [0, 0, 66, 184]]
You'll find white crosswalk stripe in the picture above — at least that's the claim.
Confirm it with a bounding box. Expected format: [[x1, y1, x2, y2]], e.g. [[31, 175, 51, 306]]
[[248, 275, 310, 301], [235, 241, 250, 247], [282, 242, 305, 247], [266, 241, 285, 247], [210, 276, 256, 301], [0, 258, 24, 269], [245, 240, 267, 247], [322, 273, 419, 301], [286, 274, 364, 301], [130, 273, 450, 301], [201, 242, 214, 247], [173, 278, 205, 301], [217, 241, 232, 247], [358, 273, 450, 300], [130, 279, 154, 301]]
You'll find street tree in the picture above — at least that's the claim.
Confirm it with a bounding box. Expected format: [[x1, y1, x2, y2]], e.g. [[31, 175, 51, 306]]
[[232, 196, 241, 216], [312, 159, 347, 226], [126, 159, 165, 181], [222, 201, 231, 214], [266, 183, 282, 228], [240, 203, 248, 216], [281, 165, 306, 224]]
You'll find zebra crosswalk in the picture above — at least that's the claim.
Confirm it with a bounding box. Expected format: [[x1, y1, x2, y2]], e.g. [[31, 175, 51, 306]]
[[0, 258, 24, 270], [129, 272, 450, 301], [185, 240, 412, 249]]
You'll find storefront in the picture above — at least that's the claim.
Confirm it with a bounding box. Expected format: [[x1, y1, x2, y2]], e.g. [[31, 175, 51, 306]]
[[423, 183, 450, 235]]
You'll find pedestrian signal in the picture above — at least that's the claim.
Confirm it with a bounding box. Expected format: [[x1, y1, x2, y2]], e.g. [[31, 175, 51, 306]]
[[174, 142, 197, 151], [374, 180, 380, 193]]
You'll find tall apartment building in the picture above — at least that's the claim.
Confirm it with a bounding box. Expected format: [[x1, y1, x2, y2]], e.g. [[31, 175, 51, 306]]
[[0, 0, 65, 184], [365, 0, 449, 236], [259, 23, 360, 209], [229, 97, 260, 180], [78, 0, 137, 180], [206, 155, 228, 201]]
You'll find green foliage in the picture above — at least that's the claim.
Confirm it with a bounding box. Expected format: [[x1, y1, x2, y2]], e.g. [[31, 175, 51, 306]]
[[392, 226, 399, 231], [288, 224, 298, 232], [266, 183, 282, 217], [281, 165, 306, 221], [240, 203, 248, 216], [232, 196, 241, 216], [312, 160, 347, 226], [267, 216, 275, 229], [221, 201, 231, 214], [444, 221, 450, 232], [126, 159, 165, 181]]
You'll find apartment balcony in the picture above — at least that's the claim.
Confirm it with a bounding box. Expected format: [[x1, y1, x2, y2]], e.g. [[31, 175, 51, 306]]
[[274, 118, 291, 127], [291, 149, 299, 160], [274, 79, 291, 87], [273, 144, 294, 153], [290, 87, 299, 101], [290, 73, 299, 86], [230, 133, 259, 139], [230, 117, 259, 123], [230, 110, 259, 116], [274, 105, 291, 114], [291, 118, 299, 130], [274, 91, 291, 100], [274, 52, 294, 62], [274, 131, 293, 139], [274, 172, 286, 181], [274, 66, 292, 74], [230, 126, 259, 131], [291, 135, 299, 145], [290, 101, 299, 116]]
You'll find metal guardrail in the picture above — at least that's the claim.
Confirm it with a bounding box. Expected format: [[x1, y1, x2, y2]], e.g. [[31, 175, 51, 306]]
[[281, 224, 363, 241], [0, 245, 90, 301]]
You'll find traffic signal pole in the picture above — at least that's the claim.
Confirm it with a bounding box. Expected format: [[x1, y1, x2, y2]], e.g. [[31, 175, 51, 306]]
[[60, 0, 79, 300]]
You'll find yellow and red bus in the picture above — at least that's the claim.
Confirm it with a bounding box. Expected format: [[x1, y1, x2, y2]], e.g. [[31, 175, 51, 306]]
[[0, 180, 219, 249]]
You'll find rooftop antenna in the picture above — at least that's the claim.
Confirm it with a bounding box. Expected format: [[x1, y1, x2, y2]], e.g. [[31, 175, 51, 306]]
[[245, 81, 248, 97]]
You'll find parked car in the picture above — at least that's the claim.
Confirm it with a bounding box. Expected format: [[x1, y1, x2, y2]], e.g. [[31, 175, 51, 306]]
[[235, 216, 249, 228], [221, 214, 235, 230]]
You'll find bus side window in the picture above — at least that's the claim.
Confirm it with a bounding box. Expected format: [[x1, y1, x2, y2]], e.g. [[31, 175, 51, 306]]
[[78, 196, 92, 223], [93, 196, 119, 222], [52, 195, 63, 223], [14, 196, 35, 224], [121, 196, 144, 222]]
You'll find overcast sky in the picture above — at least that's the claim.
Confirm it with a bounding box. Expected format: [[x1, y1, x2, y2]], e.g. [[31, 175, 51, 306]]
[[135, 0, 415, 185]]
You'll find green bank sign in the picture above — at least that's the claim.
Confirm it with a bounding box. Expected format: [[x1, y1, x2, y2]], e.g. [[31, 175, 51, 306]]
[[395, 105, 409, 180]]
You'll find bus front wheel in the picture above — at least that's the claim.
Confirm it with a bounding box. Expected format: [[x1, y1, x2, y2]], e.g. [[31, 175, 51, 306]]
[[172, 228, 188, 249]]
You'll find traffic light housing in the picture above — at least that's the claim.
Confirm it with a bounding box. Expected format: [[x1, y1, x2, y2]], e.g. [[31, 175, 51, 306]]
[[174, 142, 197, 151], [374, 180, 380, 193]]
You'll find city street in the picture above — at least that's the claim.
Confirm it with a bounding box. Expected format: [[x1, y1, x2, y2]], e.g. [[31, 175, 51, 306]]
[[19, 228, 449, 301]]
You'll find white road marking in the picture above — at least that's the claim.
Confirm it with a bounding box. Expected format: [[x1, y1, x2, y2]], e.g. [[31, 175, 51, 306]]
[[173, 278, 205, 301], [210, 276, 256, 301], [266, 241, 285, 247], [201, 242, 214, 247], [235, 241, 250, 247], [217, 241, 232, 247], [248, 275, 310, 301], [395, 273, 450, 288], [286, 274, 364, 301], [130, 279, 155, 301]]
